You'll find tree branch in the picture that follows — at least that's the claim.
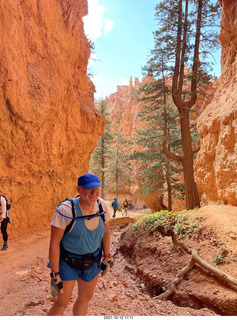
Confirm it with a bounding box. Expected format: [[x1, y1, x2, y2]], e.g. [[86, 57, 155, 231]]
[[163, 141, 183, 163]]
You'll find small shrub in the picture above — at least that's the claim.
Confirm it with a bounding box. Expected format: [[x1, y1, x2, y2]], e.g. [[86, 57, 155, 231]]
[[129, 209, 199, 240], [213, 247, 230, 265], [213, 254, 223, 265]]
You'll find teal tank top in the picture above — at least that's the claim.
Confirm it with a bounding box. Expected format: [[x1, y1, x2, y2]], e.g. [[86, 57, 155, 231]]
[[61, 198, 106, 255]]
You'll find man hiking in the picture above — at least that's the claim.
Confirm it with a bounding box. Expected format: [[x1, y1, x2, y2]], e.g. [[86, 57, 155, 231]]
[[48, 173, 111, 316], [111, 197, 119, 218]]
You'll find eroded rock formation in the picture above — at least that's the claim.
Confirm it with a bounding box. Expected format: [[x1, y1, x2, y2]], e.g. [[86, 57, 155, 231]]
[[195, 0, 237, 206], [0, 0, 105, 236]]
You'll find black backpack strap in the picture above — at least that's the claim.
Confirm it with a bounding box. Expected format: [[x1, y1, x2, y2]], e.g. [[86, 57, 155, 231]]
[[64, 199, 76, 234], [97, 199, 105, 223], [59, 198, 105, 235]]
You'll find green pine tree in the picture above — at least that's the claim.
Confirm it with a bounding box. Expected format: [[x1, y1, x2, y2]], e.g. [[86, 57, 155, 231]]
[[105, 116, 132, 199], [144, 0, 221, 209], [133, 77, 185, 211], [89, 100, 114, 198]]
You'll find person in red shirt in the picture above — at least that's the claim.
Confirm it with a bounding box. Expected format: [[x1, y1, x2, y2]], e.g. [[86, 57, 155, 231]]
[[122, 199, 129, 216]]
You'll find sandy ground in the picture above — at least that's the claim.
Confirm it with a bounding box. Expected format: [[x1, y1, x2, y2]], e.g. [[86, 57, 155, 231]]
[[0, 205, 236, 316]]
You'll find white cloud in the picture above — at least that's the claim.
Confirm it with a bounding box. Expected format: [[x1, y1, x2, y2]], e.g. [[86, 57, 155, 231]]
[[92, 75, 110, 84], [118, 77, 129, 85], [83, 0, 114, 41], [103, 18, 115, 33], [91, 75, 117, 100]]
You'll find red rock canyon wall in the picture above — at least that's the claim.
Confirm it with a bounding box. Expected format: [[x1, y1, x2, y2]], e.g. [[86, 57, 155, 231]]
[[195, 0, 237, 206], [0, 0, 105, 236]]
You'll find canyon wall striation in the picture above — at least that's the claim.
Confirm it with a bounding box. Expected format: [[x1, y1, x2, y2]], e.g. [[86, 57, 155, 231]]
[[0, 0, 105, 237], [195, 0, 237, 206]]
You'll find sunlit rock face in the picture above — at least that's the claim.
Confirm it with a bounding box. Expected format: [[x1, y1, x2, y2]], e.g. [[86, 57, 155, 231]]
[[0, 0, 105, 236], [195, 0, 237, 206]]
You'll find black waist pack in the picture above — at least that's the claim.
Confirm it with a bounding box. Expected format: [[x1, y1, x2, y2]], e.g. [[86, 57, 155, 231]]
[[60, 245, 101, 275], [64, 255, 99, 271]]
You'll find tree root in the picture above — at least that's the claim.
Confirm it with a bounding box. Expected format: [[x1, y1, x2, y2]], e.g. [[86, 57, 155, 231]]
[[153, 258, 196, 300], [152, 226, 237, 300]]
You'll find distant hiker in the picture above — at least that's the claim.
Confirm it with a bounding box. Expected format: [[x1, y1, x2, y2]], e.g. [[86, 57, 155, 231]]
[[111, 197, 119, 218], [122, 199, 129, 217], [0, 195, 11, 251], [48, 173, 111, 316]]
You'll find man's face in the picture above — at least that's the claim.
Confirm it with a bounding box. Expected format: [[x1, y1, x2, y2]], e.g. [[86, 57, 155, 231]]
[[77, 186, 100, 205]]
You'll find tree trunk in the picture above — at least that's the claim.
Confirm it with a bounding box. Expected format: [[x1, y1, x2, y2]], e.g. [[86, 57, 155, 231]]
[[166, 160, 172, 211], [163, 77, 172, 211], [180, 108, 200, 209], [171, 0, 202, 210]]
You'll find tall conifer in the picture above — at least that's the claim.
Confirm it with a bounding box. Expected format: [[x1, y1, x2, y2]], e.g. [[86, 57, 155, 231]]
[[105, 117, 132, 199], [89, 100, 114, 198], [133, 77, 185, 211], [144, 0, 220, 209]]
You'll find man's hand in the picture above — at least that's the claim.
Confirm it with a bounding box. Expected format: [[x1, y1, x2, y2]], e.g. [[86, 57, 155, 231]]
[[51, 278, 63, 297], [0, 217, 3, 223], [101, 259, 111, 275]]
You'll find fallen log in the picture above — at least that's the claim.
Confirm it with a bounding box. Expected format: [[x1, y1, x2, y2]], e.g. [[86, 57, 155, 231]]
[[153, 226, 237, 300]]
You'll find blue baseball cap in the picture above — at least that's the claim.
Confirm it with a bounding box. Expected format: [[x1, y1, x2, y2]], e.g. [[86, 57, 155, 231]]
[[77, 173, 104, 189]]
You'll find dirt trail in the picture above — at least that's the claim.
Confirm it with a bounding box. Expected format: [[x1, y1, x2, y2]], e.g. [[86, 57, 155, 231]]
[[0, 205, 236, 316]]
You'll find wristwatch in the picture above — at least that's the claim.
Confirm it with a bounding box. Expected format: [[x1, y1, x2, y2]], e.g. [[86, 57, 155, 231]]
[[50, 271, 60, 278]]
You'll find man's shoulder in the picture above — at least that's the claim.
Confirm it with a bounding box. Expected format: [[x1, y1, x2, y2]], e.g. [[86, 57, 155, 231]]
[[97, 198, 111, 221], [57, 200, 74, 216], [98, 197, 107, 206]]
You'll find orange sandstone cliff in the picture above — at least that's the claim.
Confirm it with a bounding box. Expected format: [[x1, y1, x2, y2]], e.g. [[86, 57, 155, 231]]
[[0, 0, 105, 236], [195, 0, 237, 206]]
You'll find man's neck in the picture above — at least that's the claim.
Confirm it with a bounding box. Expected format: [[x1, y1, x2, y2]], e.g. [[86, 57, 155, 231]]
[[78, 198, 94, 213]]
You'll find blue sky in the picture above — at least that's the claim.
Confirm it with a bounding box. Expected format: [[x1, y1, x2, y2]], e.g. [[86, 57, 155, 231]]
[[83, 0, 221, 100]]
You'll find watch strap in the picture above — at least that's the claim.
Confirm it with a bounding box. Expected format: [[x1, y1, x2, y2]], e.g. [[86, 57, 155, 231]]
[[50, 271, 60, 278]]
